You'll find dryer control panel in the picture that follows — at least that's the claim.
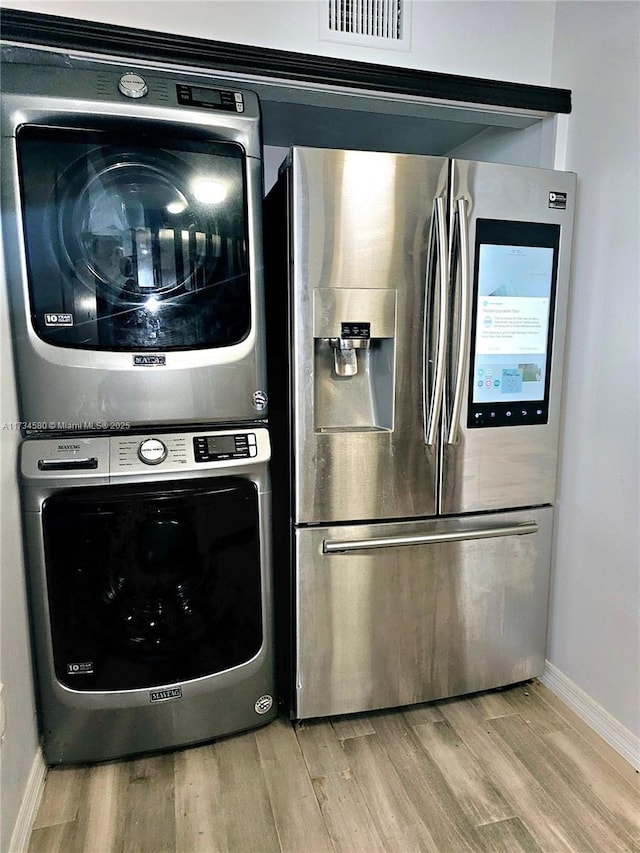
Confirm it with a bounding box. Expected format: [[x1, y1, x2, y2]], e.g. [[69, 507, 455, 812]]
[[176, 84, 245, 113]]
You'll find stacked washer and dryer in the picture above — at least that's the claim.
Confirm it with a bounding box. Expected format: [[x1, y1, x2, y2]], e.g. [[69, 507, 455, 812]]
[[1, 54, 277, 763]]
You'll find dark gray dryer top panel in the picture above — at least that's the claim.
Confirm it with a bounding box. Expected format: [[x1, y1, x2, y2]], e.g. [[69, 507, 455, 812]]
[[0, 59, 263, 160]]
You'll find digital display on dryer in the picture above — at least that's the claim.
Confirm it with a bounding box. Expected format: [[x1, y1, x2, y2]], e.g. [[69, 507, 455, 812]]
[[189, 87, 222, 106], [176, 85, 242, 111]]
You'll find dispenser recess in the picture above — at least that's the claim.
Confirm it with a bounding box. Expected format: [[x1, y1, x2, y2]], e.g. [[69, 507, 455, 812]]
[[313, 288, 396, 432]]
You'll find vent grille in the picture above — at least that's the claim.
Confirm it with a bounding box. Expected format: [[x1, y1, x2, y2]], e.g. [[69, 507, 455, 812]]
[[327, 0, 405, 41]]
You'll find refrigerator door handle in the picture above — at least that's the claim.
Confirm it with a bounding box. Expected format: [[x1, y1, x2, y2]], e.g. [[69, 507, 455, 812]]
[[447, 197, 471, 445], [424, 196, 449, 446], [323, 520, 539, 553]]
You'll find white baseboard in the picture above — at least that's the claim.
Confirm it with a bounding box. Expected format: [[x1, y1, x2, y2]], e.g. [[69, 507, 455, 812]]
[[542, 661, 640, 771], [8, 748, 47, 853]]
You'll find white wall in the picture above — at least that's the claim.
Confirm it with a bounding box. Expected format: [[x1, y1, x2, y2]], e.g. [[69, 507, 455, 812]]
[[547, 1, 640, 738], [448, 119, 558, 169], [3, 0, 556, 85]]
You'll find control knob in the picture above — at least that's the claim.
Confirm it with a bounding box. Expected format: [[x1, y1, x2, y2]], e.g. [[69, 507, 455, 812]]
[[138, 438, 167, 465], [118, 73, 148, 99]]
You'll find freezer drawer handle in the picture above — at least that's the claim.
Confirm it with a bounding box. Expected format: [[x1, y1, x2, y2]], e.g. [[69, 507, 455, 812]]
[[323, 521, 539, 553]]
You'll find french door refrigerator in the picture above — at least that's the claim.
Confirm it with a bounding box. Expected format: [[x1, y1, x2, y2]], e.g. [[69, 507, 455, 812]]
[[265, 146, 575, 719]]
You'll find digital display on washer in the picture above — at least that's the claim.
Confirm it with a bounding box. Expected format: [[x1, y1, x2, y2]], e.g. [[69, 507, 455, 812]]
[[193, 433, 256, 462], [468, 220, 560, 428], [206, 435, 236, 454]]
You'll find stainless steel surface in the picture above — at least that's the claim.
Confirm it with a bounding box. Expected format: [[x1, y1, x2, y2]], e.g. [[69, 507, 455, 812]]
[[314, 287, 395, 379], [295, 507, 553, 719], [267, 146, 575, 721], [290, 146, 448, 523], [285, 149, 575, 523], [1, 58, 267, 430], [20, 428, 276, 763], [446, 197, 471, 446], [312, 288, 397, 339], [424, 196, 448, 446], [322, 519, 538, 552], [440, 160, 576, 514]]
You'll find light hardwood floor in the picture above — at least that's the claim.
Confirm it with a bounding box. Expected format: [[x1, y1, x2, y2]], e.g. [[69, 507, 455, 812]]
[[28, 680, 639, 852]]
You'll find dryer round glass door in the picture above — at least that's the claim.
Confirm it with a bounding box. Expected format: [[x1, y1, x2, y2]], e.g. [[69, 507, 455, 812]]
[[17, 126, 251, 350]]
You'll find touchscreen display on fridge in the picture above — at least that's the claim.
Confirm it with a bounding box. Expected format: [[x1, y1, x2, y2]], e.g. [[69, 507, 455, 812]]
[[468, 220, 560, 427]]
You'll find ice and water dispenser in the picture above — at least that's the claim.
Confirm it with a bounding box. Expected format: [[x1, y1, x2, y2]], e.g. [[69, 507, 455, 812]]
[[313, 288, 396, 431]]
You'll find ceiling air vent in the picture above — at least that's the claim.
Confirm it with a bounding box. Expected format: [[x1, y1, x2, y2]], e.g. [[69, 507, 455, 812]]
[[320, 0, 411, 52]]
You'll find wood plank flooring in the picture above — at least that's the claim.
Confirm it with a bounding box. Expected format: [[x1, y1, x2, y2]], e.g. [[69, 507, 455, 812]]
[[27, 680, 640, 853]]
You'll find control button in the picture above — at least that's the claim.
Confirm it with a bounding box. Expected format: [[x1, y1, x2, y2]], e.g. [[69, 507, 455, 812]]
[[118, 73, 148, 99], [248, 433, 257, 445], [249, 447, 257, 456], [138, 438, 167, 465]]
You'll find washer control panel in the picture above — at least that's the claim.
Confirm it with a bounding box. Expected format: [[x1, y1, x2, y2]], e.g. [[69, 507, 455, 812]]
[[21, 429, 269, 484], [193, 432, 257, 462]]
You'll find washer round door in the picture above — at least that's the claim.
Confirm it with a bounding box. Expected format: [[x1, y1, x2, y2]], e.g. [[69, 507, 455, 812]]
[[41, 477, 264, 691], [18, 126, 251, 350]]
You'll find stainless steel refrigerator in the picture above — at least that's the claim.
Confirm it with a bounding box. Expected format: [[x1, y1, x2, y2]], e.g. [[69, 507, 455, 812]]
[[265, 146, 575, 719]]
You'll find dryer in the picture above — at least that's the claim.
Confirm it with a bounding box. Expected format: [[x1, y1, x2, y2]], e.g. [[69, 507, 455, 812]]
[[1, 55, 268, 430], [20, 426, 276, 764]]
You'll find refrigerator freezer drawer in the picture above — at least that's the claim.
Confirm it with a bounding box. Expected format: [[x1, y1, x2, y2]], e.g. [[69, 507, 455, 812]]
[[294, 506, 552, 719]]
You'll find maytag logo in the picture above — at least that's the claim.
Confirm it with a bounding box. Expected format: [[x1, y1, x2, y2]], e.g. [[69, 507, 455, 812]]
[[149, 686, 182, 703], [133, 355, 166, 366], [58, 444, 81, 451]]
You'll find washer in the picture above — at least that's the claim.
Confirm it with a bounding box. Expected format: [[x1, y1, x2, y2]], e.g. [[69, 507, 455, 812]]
[[1, 53, 268, 430], [20, 427, 276, 764]]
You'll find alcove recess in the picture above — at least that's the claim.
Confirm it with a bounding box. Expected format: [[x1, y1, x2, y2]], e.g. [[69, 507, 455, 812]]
[[0, 6, 571, 194]]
